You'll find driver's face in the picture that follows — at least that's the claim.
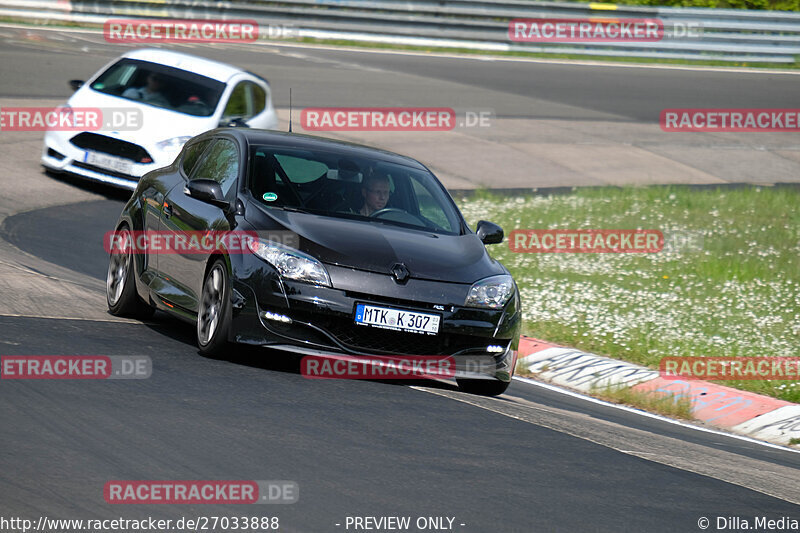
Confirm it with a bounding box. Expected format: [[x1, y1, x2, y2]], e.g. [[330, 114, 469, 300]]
[[146, 74, 163, 91], [363, 181, 391, 213]]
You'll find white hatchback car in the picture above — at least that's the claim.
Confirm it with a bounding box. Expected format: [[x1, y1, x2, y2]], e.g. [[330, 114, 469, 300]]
[[41, 48, 278, 189]]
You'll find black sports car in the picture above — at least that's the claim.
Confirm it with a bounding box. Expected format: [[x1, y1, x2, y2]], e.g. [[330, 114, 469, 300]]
[[106, 128, 521, 395]]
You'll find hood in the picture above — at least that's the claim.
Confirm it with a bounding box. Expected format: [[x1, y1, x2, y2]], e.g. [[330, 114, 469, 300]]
[[248, 204, 506, 284], [67, 88, 213, 160]]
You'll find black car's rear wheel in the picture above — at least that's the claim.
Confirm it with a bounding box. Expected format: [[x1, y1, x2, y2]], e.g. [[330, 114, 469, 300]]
[[106, 225, 154, 318], [197, 258, 231, 357], [456, 378, 510, 397]]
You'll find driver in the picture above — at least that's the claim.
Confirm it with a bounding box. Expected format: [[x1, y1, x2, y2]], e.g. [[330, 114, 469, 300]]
[[359, 172, 392, 216], [122, 72, 170, 107]]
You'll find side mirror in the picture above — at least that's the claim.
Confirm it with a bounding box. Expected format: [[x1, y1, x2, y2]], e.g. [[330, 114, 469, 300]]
[[69, 80, 84, 91], [184, 179, 230, 210], [476, 220, 504, 245]]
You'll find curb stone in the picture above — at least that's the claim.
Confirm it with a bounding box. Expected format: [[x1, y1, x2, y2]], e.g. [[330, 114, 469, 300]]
[[518, 337, 800, 447]]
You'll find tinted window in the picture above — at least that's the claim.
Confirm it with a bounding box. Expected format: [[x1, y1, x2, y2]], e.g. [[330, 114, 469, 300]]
[[193, 139, 239, 201], [222, 83, 248, 120], [181, 139, 211, 176], [411, 178, 451, 231], [90, 59, 225, 117], [274, 154, 328, 184], [250, 146, 461, 234], [251, 84, 266, 115], [222, 82, 266, 120]]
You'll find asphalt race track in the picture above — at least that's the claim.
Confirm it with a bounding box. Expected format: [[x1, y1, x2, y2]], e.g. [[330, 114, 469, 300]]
[[0, 27, 799, 533]]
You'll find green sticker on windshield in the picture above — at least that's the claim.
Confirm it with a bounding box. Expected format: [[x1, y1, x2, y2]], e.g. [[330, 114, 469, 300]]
[[263, 192, 278, 202]]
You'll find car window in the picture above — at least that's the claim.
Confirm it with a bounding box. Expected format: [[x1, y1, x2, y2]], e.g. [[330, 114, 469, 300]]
[[251, 84, 266, 115], [411, 177, 453, 231], [274, 154, 328, 184], [192, 139, 239, 202], [222, 83, 249, 120], [181, 139, 212, 177], [250, 146, 462, 235], [98, 62, 136, 87], [89, 59, 225, 117], [222, 82, 266, 121]]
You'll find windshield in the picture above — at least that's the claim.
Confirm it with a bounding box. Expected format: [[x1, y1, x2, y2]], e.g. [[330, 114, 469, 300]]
[[89, 59, 225, 117], [249, 146, 464, 234]]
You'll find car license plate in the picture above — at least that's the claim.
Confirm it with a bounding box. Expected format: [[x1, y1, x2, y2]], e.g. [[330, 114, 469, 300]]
[[355, 304, 440, 335], [84, 151, 132, 174]]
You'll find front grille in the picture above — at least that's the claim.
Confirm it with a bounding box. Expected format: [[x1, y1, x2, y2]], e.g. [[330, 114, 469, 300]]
[[72, 161, 137, 180], [70, 132, 152, 163], [318, 317, 493, 356]]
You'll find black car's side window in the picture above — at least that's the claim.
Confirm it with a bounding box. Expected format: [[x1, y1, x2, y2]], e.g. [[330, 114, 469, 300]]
[[191, 139, 239, 202], [181, 139, 212, 177]]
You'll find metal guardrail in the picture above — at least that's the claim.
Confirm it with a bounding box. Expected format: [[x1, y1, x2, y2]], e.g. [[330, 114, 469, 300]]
[[1, 0, 799, 62]]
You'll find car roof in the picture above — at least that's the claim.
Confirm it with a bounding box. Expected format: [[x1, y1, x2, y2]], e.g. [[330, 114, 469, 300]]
[[121, 48, 244, 83], [218, 129, 429, 170]]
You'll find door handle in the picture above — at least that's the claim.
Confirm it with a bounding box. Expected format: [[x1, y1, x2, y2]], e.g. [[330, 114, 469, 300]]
[[163, 202, 173, 219]]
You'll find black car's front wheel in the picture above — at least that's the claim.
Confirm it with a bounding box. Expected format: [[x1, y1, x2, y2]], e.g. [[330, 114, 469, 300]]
[[456, 378, 510, 397], [106, 225, 154, 319], [197, 258, 232, 357]]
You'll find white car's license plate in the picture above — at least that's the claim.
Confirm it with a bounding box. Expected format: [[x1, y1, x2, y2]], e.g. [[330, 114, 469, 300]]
[[84, 151, 132, 174], [355, 304, 440, 335]]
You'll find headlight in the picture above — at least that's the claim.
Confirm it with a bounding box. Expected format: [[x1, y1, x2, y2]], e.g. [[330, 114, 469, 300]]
[[155, 136, 192, 151], [465, 275, 514, 309], [247, 239, 331, 287]]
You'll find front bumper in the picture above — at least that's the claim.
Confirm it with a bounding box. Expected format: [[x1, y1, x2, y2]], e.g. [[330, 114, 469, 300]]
[[41, 131, 172, 190], [229, 263, 521, 382]]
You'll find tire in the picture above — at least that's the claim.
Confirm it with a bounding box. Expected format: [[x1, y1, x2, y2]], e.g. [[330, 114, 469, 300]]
[[197, 258, 232, 357], [106, 225, 155, 319], [456, 378, 510, 397]]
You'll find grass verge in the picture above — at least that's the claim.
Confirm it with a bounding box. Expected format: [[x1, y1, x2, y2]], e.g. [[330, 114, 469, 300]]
[[590, 382, 695, 420], [456, 185, 800, 403]]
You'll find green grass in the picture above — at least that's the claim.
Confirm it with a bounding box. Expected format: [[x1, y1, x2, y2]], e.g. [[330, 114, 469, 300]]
[[590, 382, 695, 419], [456, 186, 800, 402]]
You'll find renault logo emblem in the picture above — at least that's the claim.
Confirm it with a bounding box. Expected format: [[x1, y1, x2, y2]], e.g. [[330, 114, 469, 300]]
[[390, 263, 410, 284]]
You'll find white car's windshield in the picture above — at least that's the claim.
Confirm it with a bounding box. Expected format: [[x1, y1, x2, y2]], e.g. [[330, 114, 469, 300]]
[[90, 58, 225, 117], [248, 146, 464, 235]]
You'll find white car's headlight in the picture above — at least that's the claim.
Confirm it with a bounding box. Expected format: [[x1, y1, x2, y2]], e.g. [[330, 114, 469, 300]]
[[465, 275, 515, 309], [247, 239, 331, 287], [155, 136, 192, 151]]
